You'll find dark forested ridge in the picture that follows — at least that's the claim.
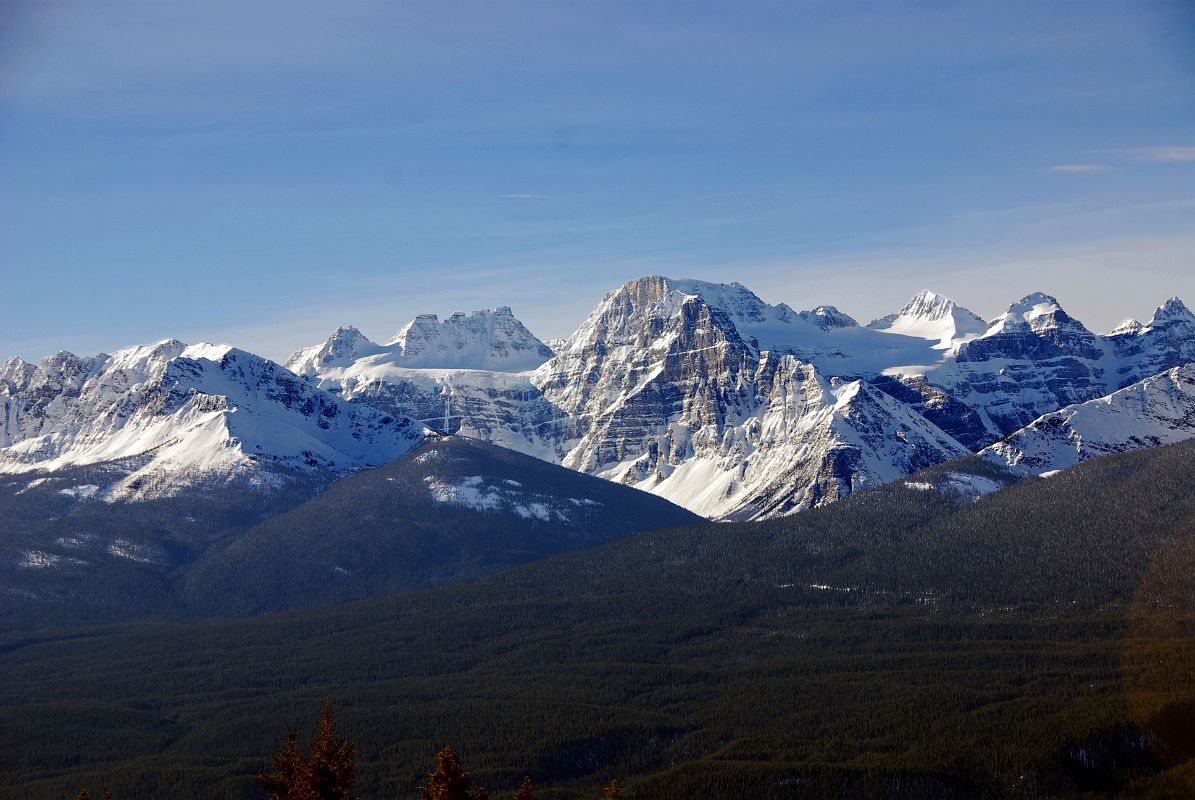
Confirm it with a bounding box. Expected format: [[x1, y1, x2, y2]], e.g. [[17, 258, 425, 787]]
[[5, 442, 1195, 798], [0, 436, 701, 628], [0, 459, 328, 629], [180, 436, 703, 617]]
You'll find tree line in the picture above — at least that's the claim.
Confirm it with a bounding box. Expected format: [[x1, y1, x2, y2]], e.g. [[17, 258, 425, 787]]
[[75, 702, 624, 800]]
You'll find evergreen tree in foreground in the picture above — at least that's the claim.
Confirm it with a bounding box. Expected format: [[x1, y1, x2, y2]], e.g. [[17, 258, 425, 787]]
[[513, 776, 536, 800], [421, 746, 488, 800], [601, 778, 622, 800], [257, 700, 359, 799]]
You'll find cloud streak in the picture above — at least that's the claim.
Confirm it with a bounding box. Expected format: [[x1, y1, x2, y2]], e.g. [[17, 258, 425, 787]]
[[1047, 164, 1107, 174], [1118, 146, 1195, 163]]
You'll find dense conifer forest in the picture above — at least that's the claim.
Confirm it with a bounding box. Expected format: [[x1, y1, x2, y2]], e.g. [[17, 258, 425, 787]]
[[6, 442, 1195, 798]]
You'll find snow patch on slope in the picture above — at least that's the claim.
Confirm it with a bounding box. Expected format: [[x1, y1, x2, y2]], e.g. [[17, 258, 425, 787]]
[[424, 474, 600, 522]]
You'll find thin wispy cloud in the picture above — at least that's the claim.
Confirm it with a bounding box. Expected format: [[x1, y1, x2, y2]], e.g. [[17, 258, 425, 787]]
[[1118, 146, 1195, 162], [1047, 164, 1107, 174]]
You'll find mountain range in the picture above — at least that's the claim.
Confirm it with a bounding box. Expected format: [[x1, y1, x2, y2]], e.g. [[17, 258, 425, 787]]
[[4, 275, 1195, 524]]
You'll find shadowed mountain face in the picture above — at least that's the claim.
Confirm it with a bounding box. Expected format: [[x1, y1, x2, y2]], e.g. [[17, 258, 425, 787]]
[[980, 364, 1195, 475], [181, 435, 703, 617], [0, 435, 700, 629]]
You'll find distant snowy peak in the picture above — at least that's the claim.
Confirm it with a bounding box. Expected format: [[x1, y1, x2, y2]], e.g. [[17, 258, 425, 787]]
[[957, 292, 1101, 363], [983, 292, 1072, 336], [285, 326, 381, 377], [384, 306, 553, 370], [287, 307, 553, 380], [868, 290, 987, 349], [798, 305, 858, 330], [980, 364, 1195, 475], [1106, 318, 1145, 337], [1148, 297, 1195, 329]]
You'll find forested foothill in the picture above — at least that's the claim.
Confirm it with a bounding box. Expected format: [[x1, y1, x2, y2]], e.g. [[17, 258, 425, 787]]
[[6, 442, 1195, 798]]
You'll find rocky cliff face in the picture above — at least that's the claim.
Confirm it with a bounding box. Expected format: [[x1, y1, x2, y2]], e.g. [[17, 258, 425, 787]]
[[533, 276, 969, 519], [980, 364, 1195, 475]]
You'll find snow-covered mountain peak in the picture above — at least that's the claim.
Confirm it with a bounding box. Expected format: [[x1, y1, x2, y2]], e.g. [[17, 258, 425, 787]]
[[657, 276, 796, 326], [902, 290, 981, 324], [109, 338, 189, 369], [1149, 297, 1195, 328], [798, 305, 858, 329], [1, 356, 34, 385], [955, 291, 1100, 367], [985, 292, 1067, 334], [285, 326, 380, 378], [867, 290, 987, 349], [1106, 318, 1145, 337], [909, 288, 944, 307], [381, 306, 553, 370]]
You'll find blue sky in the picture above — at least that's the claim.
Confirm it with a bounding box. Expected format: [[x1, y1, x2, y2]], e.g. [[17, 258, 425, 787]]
[[2, 0, 1194, 361]]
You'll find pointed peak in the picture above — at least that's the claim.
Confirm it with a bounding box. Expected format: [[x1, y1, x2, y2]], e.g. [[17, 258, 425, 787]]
[[285, 327, 378, 375], [325, 325, 372, 347], [1106, 318, 1145, 336], [980, 292, 1091, 339], [867, 291, 986, 348], [896, 290, 962, 319], [1, 355, 35, 383], [1150, 297, 1194, 326]]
